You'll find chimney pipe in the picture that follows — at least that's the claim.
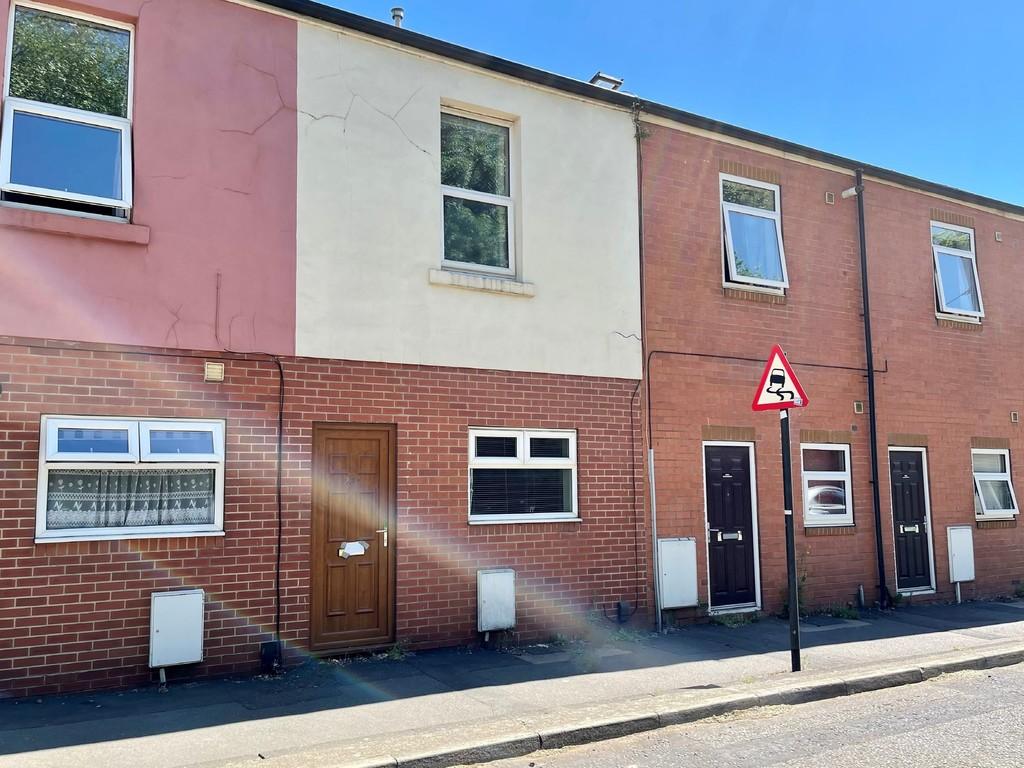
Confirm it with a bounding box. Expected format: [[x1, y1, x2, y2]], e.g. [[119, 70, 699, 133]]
[[391, 7, 404, 27]]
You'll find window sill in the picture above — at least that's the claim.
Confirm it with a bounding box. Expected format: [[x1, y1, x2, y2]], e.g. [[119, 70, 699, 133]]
[[36, 529, 224, 544], [428, 268, 535, 297], [976, 516, 1017, 529], [936, 313, 982, 330], [0, 203, 150, 245], [804, 524, 856, 536], [469, 516, 580, 525], [723, 285, 787, 305]]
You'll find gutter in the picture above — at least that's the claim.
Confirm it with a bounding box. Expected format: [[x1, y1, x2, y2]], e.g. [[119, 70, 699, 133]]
[[256, 0, 1024, 219]]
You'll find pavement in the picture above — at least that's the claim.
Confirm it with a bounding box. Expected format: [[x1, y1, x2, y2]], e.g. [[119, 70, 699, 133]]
[[3, 600, 1024, 768], [479, 663, 1024, 767]]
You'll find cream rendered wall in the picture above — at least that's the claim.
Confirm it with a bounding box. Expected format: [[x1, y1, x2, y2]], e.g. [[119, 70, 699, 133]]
[[296, 23, 641, 379]]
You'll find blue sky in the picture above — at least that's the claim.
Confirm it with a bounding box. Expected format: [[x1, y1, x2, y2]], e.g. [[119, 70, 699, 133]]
[[334, 1, 1023, 205]]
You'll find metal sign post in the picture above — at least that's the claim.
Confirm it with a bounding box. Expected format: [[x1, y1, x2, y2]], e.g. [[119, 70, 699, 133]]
[[780, 408, 801, 672], [752, 344, 808, 673]]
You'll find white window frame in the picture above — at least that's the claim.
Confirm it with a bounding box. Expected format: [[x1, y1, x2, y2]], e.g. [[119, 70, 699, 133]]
[[1, 1, 134, 211], [972, 448, 1018, 520], [931, 221, 984, 320], [468, 427, 578, 524], [140, 420, 225, 462], [800, 442, 854, 527], [44, 417, 139, 462], [440, 106, 516, 278], [720, 173, 788, 291], [36, 415, 225, 542]]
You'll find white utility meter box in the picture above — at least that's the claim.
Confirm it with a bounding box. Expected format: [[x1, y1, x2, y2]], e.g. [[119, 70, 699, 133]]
[[477, 568, 515, 632], [149, 589, 205, 668], [658, 537, 699, 608], [947, 526, 975, 583]]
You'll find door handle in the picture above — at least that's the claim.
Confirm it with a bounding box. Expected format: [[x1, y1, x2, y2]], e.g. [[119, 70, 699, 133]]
[[376, 528, 388, 548]]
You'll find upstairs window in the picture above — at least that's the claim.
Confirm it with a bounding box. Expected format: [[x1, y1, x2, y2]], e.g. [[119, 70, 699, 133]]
[[972, 449, 1018, 519], [468, 428, 577, 523], [721, 174, 788, 290], [1, 3, 133, 215], [440, 109, 514, 276], [932, 222, 983, 319], [800, 443, 853, 527], [37, 416, 225, 542]]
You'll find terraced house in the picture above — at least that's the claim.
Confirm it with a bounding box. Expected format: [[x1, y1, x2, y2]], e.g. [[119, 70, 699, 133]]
[[0, 0, 642, 696], [2, 0, 1023, 698]]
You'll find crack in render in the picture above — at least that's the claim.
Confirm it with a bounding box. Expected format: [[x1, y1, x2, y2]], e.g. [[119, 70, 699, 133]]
[[163, 303, 184, 347]]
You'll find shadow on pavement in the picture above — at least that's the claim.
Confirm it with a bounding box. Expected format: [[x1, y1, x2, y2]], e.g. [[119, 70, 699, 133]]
[[2, 599, 1024, 757]]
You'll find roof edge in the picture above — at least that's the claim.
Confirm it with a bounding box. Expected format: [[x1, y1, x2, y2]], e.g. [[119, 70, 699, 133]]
[[265, 0, 1024, 218]]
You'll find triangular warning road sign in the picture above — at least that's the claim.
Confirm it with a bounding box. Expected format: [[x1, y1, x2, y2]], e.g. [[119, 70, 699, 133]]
[[752, 345, 809, 411]]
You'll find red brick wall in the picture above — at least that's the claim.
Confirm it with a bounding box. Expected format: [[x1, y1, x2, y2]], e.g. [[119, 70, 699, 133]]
[[640, 122, 1024, 615], [0, 338, 645, 697]]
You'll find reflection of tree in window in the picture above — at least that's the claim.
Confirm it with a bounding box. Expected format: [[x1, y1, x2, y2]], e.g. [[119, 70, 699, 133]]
[[441, 113, 511, 269], [10, 7, 130, 118]]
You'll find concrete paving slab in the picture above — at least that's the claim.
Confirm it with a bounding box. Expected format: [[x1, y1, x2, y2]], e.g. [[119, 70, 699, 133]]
[[3, 600, 1024, 768]]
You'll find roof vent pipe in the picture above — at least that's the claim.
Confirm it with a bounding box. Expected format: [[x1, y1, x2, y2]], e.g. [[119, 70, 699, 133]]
[[390, 6, 404, 27]]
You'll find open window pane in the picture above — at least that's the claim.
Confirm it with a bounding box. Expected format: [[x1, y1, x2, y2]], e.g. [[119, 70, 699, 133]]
[[805, 479, 848, 520], [978, 479, 1015, 512], [443, 196, 509, 269], [726, 210, 784, 283], [722, 179, 775, 210], [10, 6, 130, 118], [45, 468, 216, 530], [57, 427, 130, 455], [475, 435, 518, 458], [9, 109, 123, 200], [936, 250, 981, 314], [441, 113, 509, 196], [470, 468, 572, 517], [931, 225, 971, 252]]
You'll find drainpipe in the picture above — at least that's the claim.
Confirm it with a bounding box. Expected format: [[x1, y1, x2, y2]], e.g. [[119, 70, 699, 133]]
[[633, 104, 662, 631], [847, 169, 891, 609]]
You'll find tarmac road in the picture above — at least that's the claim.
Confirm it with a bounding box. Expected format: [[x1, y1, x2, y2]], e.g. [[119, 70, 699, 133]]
[[478, 664, 1024, 768]]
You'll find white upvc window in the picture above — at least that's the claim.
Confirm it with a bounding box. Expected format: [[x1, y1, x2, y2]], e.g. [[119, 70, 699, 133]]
[[800, 443, 853, 527], [468, 428, 578, 523], [972, 449, 1018, 519], [720, 173, 788, 290], [932, 221, 983, 319], [1, 2, 133, 214], [440, 108, 515, 277], [36, 415, 225, 542]]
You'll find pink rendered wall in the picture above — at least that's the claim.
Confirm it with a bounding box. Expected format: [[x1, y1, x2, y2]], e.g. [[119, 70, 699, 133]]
[[0, 0, 297, 355]]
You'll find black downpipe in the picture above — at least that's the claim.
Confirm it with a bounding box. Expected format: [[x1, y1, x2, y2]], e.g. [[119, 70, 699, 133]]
[[854, 169, 891, 610]]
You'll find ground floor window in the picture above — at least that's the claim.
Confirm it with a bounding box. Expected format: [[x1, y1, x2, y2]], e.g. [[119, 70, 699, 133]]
[[468, 428, 577, 523], [36, 415, 225, 541], [800, 443, 853, 526], [972, 448, 1019, 519]]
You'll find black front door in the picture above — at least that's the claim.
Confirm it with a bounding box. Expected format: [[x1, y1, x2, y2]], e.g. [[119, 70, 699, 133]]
[[705, 445, 757, 608], [890, 450, 933, 590]]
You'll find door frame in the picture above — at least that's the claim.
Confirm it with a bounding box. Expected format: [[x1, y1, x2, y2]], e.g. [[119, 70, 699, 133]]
[[701, 441, 762, 614], [887, 446, 937, 596], [308, 422, 398, 654]]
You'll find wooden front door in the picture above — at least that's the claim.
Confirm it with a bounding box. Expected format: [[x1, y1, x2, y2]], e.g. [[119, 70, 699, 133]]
[[310, 424, 395, 651], [704, 444, 758, 608], [889, 450, 934, 591]]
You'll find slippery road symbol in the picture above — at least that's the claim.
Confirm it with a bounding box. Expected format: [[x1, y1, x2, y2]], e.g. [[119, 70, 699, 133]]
[[752, 346, 809, 412]]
